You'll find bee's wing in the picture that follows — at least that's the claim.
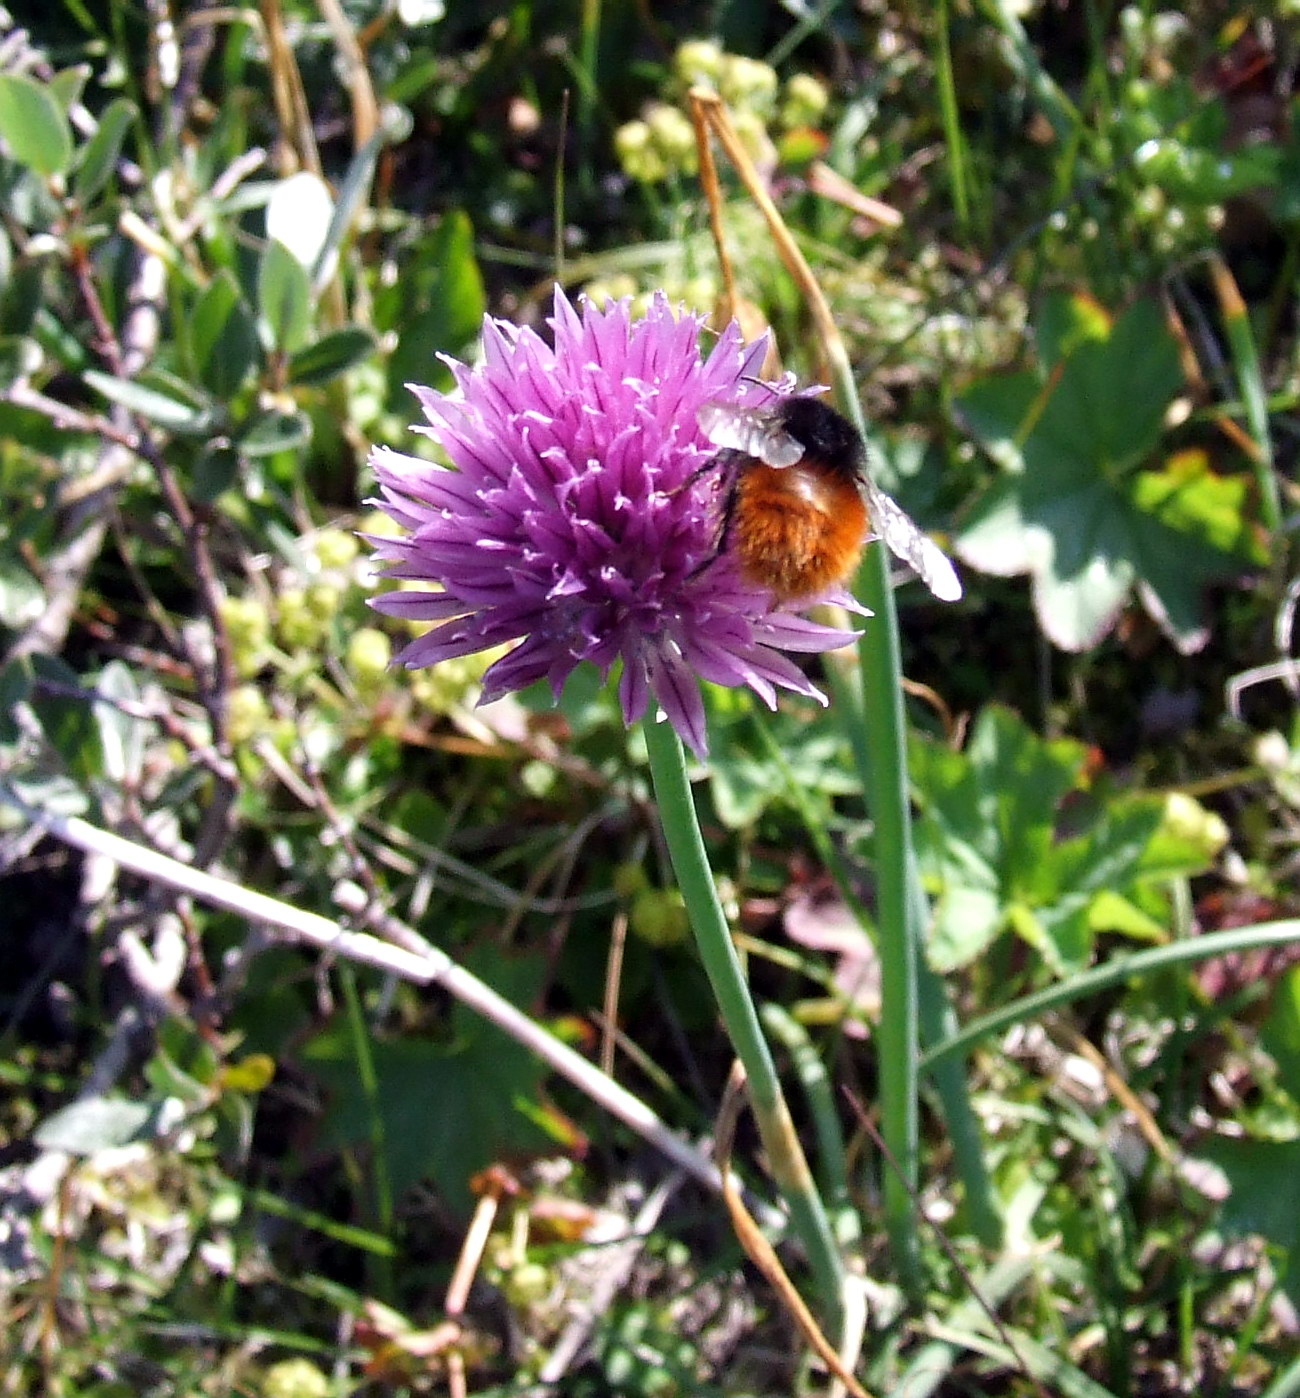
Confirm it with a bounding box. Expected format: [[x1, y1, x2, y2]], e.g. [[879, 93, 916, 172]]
[[697, 402, 804, 468], [864, 479, 963, 602]]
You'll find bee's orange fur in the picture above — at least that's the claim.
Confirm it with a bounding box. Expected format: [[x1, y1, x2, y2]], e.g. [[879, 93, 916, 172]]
[[732, 461, 868, 602]]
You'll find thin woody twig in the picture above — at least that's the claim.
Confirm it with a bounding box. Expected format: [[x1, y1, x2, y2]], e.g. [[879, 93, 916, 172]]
[[3, 787, 729, 1198]]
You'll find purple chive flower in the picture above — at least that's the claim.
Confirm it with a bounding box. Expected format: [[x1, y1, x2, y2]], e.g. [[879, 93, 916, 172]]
[[368, 287, 860, 758]]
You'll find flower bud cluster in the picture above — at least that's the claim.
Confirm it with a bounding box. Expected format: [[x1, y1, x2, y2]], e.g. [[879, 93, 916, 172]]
[[614, 39, 830, 186]]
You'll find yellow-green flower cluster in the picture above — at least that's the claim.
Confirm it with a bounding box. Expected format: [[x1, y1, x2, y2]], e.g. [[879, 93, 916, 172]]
[[615, 102, 697, 184], [580, 273, 718, 322], [614, 39, 831, 186]]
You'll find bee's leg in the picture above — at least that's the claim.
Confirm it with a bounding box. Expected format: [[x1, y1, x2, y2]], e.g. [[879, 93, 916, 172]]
[[687, 469, 739, 581], [669, 450, 729, 498]]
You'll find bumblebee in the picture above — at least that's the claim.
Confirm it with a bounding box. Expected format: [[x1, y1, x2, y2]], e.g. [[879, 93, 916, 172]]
[[696, 396, 962, 604]]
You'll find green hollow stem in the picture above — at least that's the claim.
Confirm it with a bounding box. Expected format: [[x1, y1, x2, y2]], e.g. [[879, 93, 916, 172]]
[[642, 712, 846, 1326], [821, 330, 922, 1286], [850, 539, 921, 1287], [825, 659, 1002, 1253]]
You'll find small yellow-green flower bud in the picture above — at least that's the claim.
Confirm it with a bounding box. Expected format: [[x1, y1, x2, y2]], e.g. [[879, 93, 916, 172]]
[[260, 1358, 330, 1398], [644, 103, 698, 175], [503, 1261, 550, 1306], [219, 595, 271, 677], [612, 861, 650, 900], [306, 582, 343, 623], [780, 71, 829, 129], [674, 38, 724, 87], [719, 54, 778, 114], [677, 275, 718, 315], [1161, 791, 1229, 861], [276, 588, 316, 649], [729, 108, 777, 170], [227, 685, 269, 745], [615, 120, 669, 183], [359, 508, 402, 540], [583, 274, 639, 309], [347, 627, 392, 692], [630, 887, 689, 947], [312, 527, 359, 570]]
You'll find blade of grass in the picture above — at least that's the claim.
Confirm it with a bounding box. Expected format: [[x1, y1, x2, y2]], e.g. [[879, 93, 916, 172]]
[[760, 1003, 858, 1243], [924, 1321, 1122, 1398], [977, 0, 1081, 146], [1262, 1353, 1300, 1398], [337, 962, 396, 1299], [934, 0, 971, 237], [1208, 253, 1281, 533], [922, 919, 1300, 1070]]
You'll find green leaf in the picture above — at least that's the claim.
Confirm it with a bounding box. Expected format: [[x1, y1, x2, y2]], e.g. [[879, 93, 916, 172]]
[[1035, 800, 1165, 972], [1129, 448, 1268, 563], [0, 73, 73, 177], [192, 442, 241, 501], [240, 407, 311, 457], [914, 706, 1176, 974], [94, 659, 145, 786], [0, 655, 34, 744], [28, 654, 103, 782], [0, 334, 44, 382], [1201, 1136, 1300, 1309], [46, 66, 90, 115], [191, 270, 260, 397], [84, 367, 215, 434], [955, 296, 1256, 653], [0, 552, 45, 627], [927, 881, 1004, 971], [949, 373, 1039, 474], [381, 209, 485, 407], [1034, 290, 1111, 369], [308, 130, 381, 286], [72, 97, 137, 204], [303, 953, 551, 1212], [1261, 965, 1300, 1107], [287, 325, 377, 386], [258, 237, 313, 353], [34, 1095, 166, 1152], [1086, 889, 1167, 941]]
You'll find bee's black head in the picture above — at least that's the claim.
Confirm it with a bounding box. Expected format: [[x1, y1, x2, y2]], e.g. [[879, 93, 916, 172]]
[[774, 397, 865, 478]]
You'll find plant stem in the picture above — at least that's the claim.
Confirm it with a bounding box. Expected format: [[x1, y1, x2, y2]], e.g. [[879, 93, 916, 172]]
[[921, 918, 1300, 1070], [850, 540, 922, 1288], [642, 713, 845, 1325], [935, 0, 971, 237]]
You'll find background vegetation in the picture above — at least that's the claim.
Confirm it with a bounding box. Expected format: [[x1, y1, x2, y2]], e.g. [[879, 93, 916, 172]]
[[2, 2, 1299, 1394]]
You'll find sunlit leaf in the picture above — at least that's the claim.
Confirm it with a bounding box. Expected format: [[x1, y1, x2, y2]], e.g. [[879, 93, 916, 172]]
[[191, 269, 260, 398], [72, 97, 137, 204], [85, 367, 215, 433], [288, 325, 378, 386], [0, 72, 73, 176], [381, 209, 485, 407], [956, 296, 1259, 653], [258, 237, 313, 353], [240, 407, 311, 456], [914, 706, 1189, 973], [34, 1096, 164, 1152]]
